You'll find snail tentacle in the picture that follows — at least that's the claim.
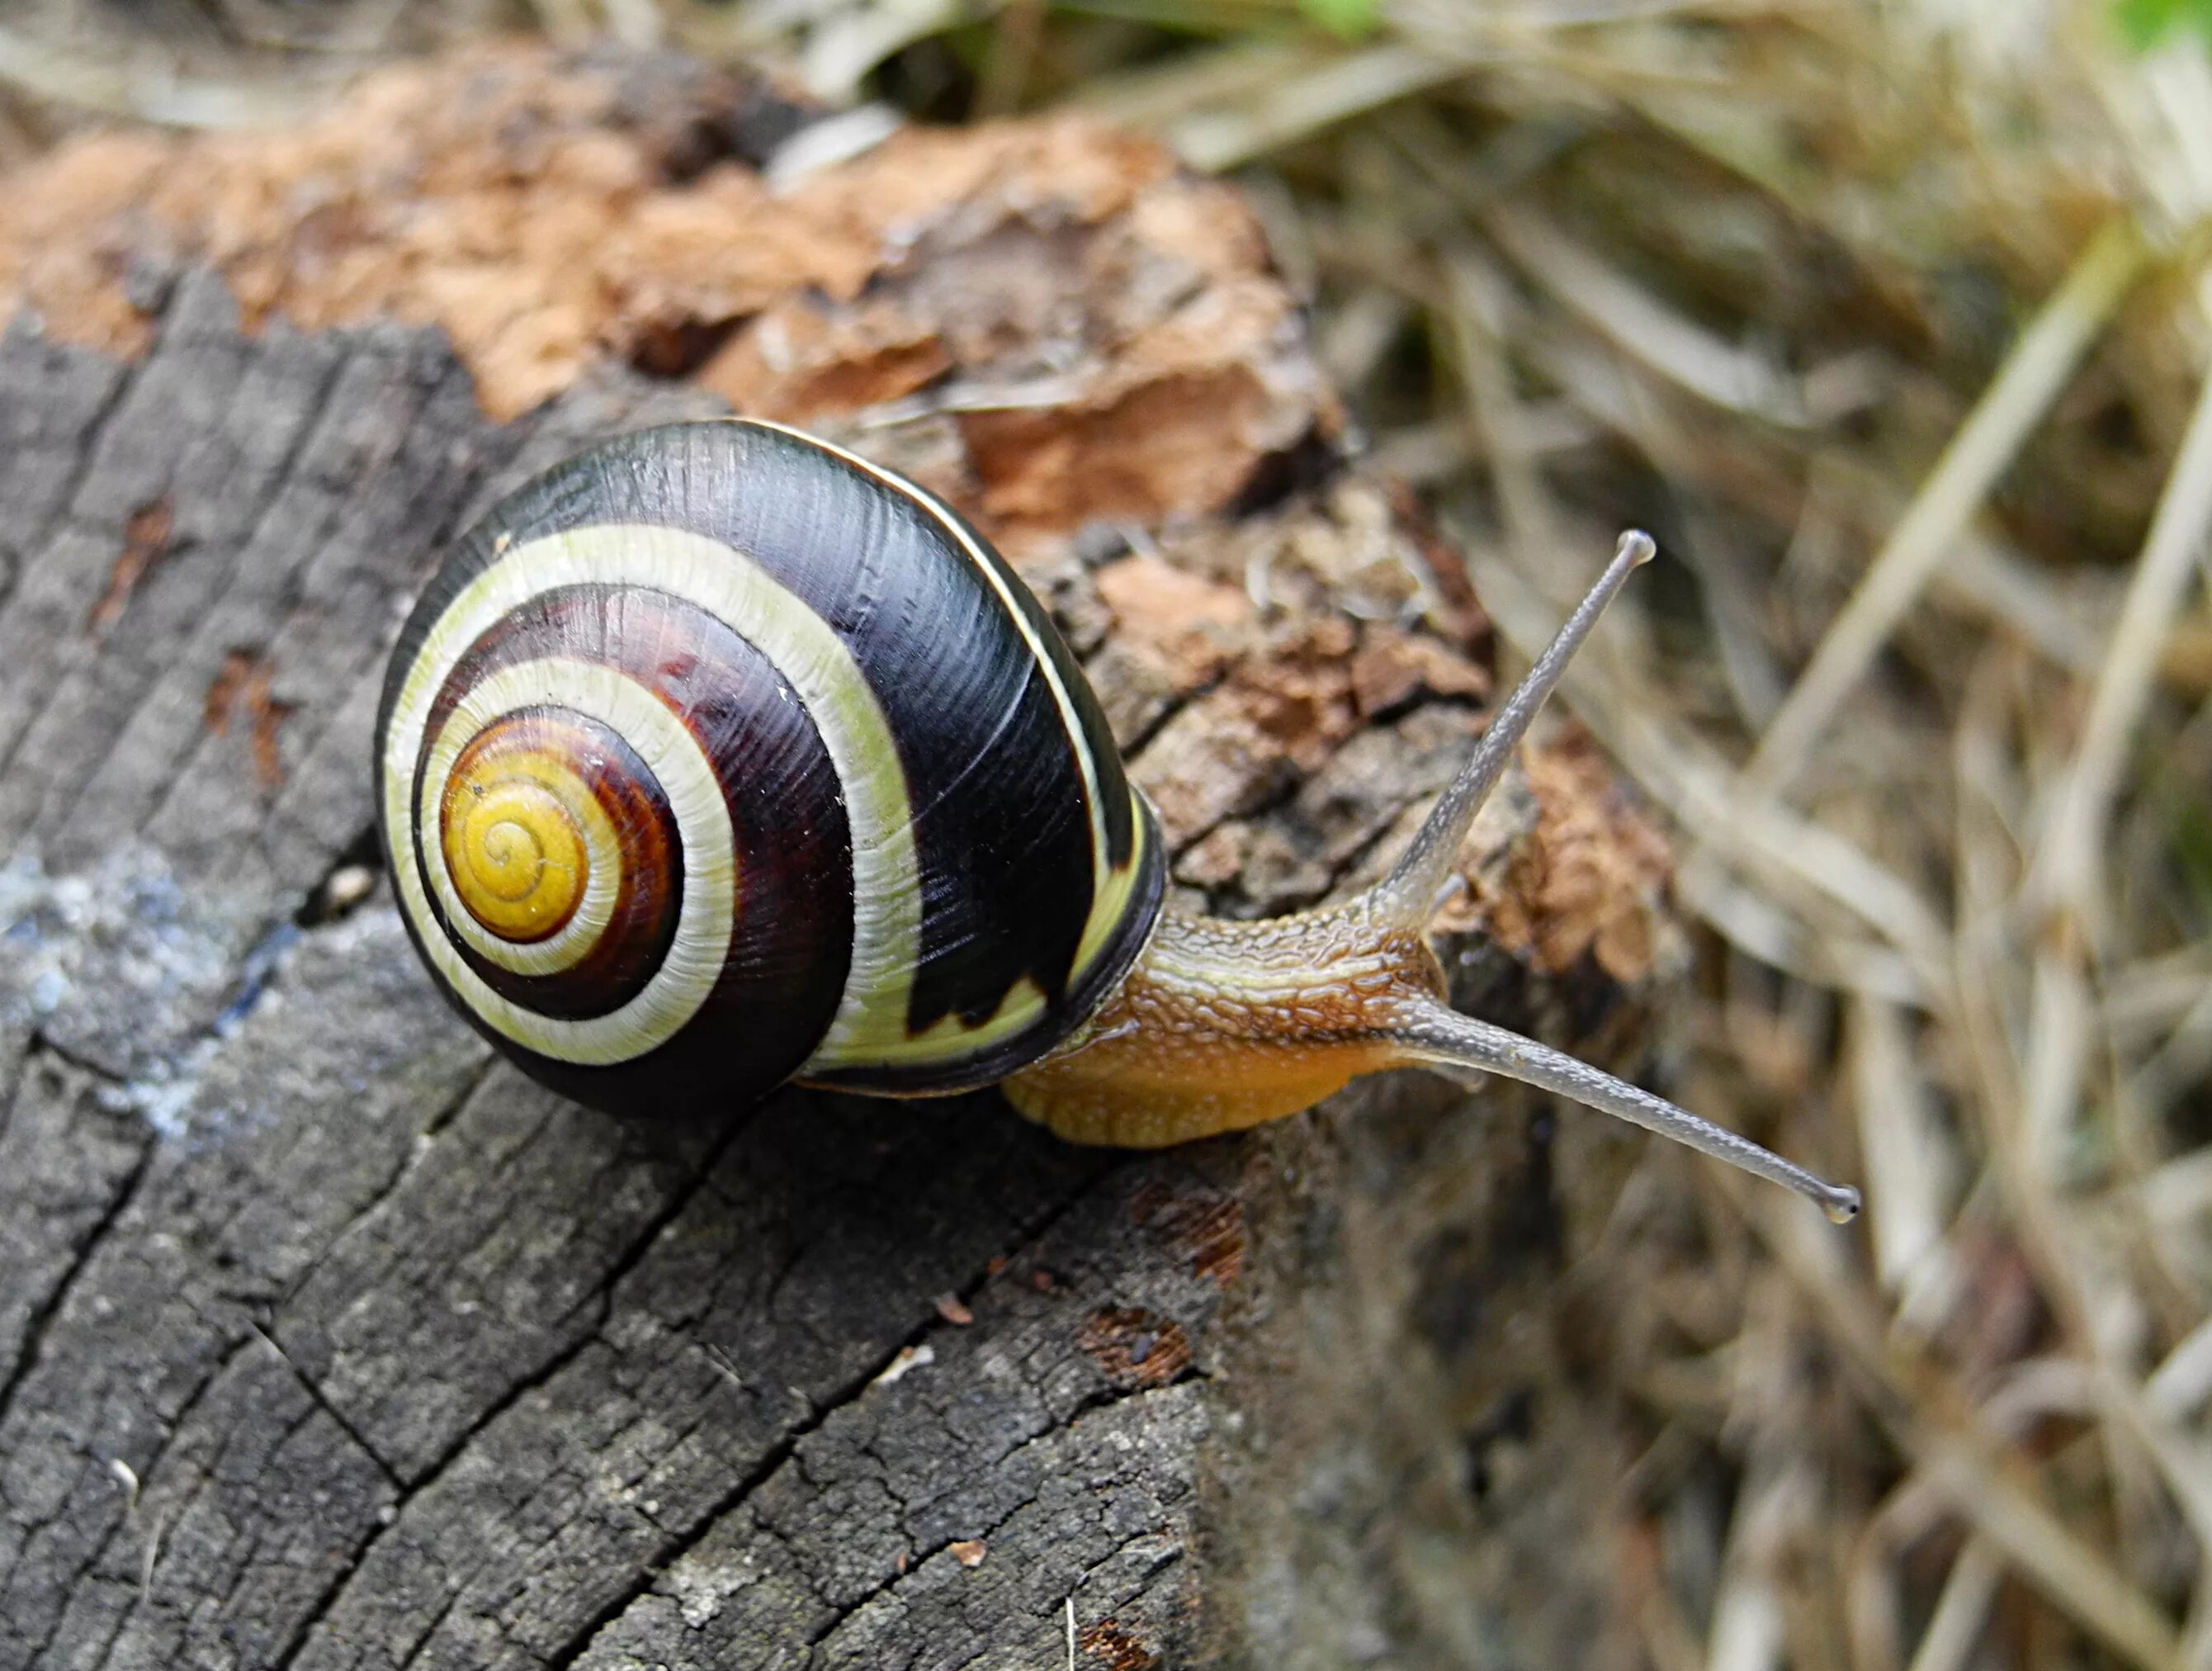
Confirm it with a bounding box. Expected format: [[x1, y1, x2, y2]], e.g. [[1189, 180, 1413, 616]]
[[1382, 997, 1862, 1224], [1371, 530, 1655, 931]]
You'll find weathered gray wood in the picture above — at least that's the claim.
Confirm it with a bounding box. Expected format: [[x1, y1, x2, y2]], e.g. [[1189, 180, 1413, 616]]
[[0, 57, 1677, 1669]]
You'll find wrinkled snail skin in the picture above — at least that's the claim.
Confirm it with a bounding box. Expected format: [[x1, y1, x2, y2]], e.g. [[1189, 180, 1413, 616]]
[[1001, 900, 1443, 1147], [377, 419, 1863, 1225]]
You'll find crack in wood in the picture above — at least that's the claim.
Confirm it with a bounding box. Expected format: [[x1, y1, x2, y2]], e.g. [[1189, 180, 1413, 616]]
[[801, 1378, 1199, 1658], [248, 1324, 404, 1492], [0, 1087, 154, 1439], [0, 909, 496, 1666], [129, 350, 503, 870], [7, 1326, 246, 1667], [294, 825, 385, 928], [267, 1056, 501, 1318], [78, 1390, 334, 1671], [0, 324, 150, 789], [533, 1167, 1116, 1671], [0, 281, 234, 798], [268, 1111, 758, 1671]]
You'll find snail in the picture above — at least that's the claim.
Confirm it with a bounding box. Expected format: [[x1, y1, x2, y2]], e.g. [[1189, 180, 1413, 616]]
[[376, 419, 1860, 1224]]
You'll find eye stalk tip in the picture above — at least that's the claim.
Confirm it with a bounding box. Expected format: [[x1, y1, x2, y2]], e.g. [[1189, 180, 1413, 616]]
[[1618, 529, 1658, 569], [1820, 1183, 1864, 1226]]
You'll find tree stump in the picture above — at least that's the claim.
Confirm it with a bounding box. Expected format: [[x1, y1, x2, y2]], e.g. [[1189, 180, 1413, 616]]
[[0, 44, 1684, 1669]]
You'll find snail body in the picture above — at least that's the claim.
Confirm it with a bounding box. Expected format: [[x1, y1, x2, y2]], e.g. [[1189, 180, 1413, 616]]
[[379, 419, 1860, 1223]]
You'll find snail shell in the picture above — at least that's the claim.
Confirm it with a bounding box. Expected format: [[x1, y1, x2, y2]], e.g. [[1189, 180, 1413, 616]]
[[376, 419, 1164, 1116]]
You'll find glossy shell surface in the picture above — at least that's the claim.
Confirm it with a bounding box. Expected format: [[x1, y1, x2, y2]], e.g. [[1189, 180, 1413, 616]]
[[377, 419, 1164, 1114]]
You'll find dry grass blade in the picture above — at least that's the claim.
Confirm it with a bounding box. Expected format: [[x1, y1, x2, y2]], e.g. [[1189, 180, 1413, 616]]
[[1906, 1538, 2003, 1671], [1740, 213, 2153, 798], [1848, 994, 1954, 1302], [797, 0, 965, 98], [2148, 1318, 2212, 1427], [1914, 1444, 2184, 1671], [1444, 243, 1567, 556], [0, 21, 352, 126], [1154, 41, 1469, 170], [1737, 1177, 2186, 1671], [2037, 336, 2212, 931], [1482, 201, 1809, 427]]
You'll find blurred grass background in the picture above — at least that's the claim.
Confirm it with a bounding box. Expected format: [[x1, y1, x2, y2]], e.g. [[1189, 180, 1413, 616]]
[[7, 1, 2212, 1665]]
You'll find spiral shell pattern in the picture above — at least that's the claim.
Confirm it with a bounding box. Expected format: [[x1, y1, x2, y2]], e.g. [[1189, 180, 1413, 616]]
[[377, 419, 1165, 1115]]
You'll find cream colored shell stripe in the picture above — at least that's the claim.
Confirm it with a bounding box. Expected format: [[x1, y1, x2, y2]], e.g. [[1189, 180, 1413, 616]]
[[422, 663, 695, 982], [410, 657, 738, 1061], [381, 521, 951, 1068], [737, 419, 1153, 983]]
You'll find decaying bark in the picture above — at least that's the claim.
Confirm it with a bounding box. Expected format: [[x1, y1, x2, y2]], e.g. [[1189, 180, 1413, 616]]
[[0, 45, 1683, 1669]]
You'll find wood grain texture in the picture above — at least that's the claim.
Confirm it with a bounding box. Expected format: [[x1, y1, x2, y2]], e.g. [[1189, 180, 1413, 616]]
[[0, 45, 1684, 1670]]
